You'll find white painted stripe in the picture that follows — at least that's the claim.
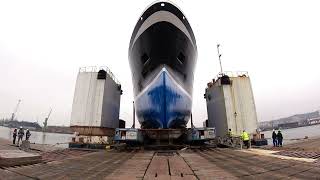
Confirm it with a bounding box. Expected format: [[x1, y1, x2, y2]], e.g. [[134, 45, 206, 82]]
[[131, 10, 194, 49], [135, 67, 166, 100], [135, 67, 192, 101], [163, 68, 192, 99]]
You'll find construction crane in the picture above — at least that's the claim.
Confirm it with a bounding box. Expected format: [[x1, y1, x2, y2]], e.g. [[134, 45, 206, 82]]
[[43, 108, 52, 131], [10, 99, 21, 121]]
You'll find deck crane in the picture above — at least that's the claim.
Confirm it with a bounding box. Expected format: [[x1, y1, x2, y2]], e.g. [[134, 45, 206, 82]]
[[10, 99, 21, 121], [43, 108, 52, 131]]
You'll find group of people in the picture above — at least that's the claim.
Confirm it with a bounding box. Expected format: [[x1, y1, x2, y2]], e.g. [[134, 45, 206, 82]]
[[228, 129, 284, 148], [272, 129, 283, 147], [12, 127, 31, 146]]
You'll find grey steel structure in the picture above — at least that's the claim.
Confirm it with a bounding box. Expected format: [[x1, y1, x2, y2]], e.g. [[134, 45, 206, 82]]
[[70, 66, 122, 135], [205, 72, 258, 137]]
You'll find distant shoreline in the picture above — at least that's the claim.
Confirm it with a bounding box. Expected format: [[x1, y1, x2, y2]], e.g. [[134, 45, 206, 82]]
[[0, 125, 74, 135], [260, 123, 320, 131]]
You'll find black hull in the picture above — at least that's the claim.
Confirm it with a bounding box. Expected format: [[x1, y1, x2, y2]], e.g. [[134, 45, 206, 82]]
[[128, 2, 197, 128]]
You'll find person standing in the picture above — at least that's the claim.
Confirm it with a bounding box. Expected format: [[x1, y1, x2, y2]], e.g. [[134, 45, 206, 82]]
[[25, 129, 31, 141], [227, 128, 234, 144], [227, 129, 233, 137], [17, 127, 24, 146], [12, 128, 17, 145], [241, 130, 250, 149], [272, 129, 278, 147], [277, 130, 283, 147]]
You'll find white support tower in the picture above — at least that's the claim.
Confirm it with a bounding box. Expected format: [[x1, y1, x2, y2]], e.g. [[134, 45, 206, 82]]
[[70, 66, 122, 135], [205, 72, 258, 137]]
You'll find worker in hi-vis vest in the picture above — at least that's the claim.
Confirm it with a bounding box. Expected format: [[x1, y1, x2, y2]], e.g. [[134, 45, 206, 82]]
[[227, 129, 233, 137], [241, 130, 250, 149]]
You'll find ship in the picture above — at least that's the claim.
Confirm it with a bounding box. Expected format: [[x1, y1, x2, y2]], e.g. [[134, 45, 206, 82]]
[[129, 1, 197, 129]]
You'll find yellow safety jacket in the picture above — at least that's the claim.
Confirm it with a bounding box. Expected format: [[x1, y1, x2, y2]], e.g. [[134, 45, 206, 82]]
[[241, 132, 250, 141]]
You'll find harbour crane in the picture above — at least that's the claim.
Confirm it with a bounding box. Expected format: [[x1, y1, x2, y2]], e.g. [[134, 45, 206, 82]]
[[10, 99, 21, 121], [43, 108, 52, 131]]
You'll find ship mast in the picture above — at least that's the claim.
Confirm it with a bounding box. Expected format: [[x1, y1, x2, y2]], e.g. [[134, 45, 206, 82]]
[[217, 44, 223, 75]]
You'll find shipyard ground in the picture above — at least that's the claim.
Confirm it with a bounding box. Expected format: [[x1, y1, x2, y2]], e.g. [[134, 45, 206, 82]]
[[1, 138, 320, 179]]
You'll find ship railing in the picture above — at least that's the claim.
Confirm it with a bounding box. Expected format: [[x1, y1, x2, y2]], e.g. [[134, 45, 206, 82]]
[[79, 66, 121, 85], [206, 71, 248, 87], [216, 71, 249, 79]]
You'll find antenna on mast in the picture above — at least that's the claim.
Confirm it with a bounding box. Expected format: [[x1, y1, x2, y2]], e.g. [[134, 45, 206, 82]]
[[11, 99, 21, 121], [217, 44, 223, 75], [132, 101, 135, 128]]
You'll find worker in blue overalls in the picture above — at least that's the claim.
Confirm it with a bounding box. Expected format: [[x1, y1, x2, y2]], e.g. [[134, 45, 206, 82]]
[[272, 129, 278, 147], [12, 128, 17, 145], [26, 129, 31, 141], [277, 130, 283, 147]]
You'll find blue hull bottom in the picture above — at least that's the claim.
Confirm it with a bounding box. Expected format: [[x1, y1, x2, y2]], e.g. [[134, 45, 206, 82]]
[[135, 68, 192, 129]]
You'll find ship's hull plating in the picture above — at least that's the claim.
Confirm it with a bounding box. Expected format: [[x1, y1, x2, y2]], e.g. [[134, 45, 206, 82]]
[[135, 67, 192, 128], [129, 2, 197, 129]]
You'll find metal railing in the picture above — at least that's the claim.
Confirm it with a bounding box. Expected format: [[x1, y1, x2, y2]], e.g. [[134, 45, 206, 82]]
[[78, 66, 121, 85], [206, 71, 249, 88], [213, 71, 249, 81]]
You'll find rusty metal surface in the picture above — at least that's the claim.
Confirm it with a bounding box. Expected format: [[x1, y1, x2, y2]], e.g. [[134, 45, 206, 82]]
[[141, 129, 186, 140], [40, 149, 95, 163], [1, 148, 320, 179], [185, 148, 320, 179], [145, 156, 170, 178], [107, 152, 153, 179], [70, 126, 115, 136], [0, 150, 135, 180], [169, 155, 194, 177], [273, 150, 320, 159], [128, 151, 197, 179]]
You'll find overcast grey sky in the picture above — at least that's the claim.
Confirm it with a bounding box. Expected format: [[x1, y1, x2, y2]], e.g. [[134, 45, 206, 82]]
[[0, 0, 319, 127]]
